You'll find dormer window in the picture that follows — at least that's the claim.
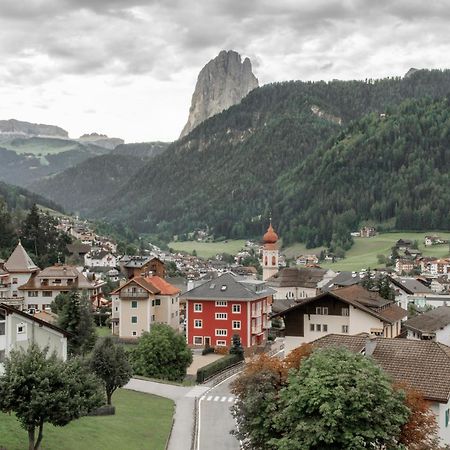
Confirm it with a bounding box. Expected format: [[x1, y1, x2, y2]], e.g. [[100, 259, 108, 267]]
[[221, 285, 227, 291]]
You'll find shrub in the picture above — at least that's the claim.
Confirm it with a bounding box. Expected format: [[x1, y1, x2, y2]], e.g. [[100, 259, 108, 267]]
[[214, 346, 229, 355], [196, 353, 243, 383], [202, 346, 215, 355]]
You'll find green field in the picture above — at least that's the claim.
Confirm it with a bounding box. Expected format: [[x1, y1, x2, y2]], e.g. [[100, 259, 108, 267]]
[[284, 232, 450, 272], [0, 389, 174, 450], [1, 137, 82, 155], [168, 239, 247, 259], [96, 326, 112, 337]]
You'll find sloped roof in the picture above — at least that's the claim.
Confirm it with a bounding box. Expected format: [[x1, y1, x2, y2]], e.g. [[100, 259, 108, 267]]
[[313, 334, 450, 403], [180, 272, 275, 301], [110, 276, 160, 295], [390, 277, 432, 295], [404, 306, 450, 333], [146, 276, 180, 295], [4, 242, 39, 273], [267, 267, 327, 289], [273, 285, 407, 324]]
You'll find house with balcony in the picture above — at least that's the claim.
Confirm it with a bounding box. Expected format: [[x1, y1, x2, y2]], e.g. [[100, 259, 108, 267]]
[[18, 264, 105, 311], [110, 275, 180, 339], [404, 306, 450, 345], [274, 284, 407, 354], [119, 255, 166, 280], [0, 302, 68, 373], [182, 272, 274, 349]]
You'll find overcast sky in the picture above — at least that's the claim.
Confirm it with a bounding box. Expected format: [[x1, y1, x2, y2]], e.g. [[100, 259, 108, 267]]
[[0, 0, 448, 142]]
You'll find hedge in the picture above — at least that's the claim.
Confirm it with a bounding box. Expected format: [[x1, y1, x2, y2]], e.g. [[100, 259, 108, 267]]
[[196, 354, 243, 383]]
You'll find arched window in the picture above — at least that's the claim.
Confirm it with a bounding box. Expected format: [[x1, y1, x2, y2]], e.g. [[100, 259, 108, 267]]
[[265, 256, 268, 266], [272, 255, 276, 266]]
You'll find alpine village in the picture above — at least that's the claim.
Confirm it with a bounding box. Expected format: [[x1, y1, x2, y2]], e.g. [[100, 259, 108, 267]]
[[2, 8, 450, 450]]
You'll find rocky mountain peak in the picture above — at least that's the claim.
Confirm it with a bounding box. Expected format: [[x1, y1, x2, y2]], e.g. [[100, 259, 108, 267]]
[[180, 50, 259, 138]]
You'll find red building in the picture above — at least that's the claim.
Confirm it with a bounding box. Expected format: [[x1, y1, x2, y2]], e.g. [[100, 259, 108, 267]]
[[182, 272, 274, 349]]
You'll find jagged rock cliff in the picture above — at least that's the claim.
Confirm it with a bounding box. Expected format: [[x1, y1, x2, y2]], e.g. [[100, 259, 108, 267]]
[[180, 50, 258, 138]]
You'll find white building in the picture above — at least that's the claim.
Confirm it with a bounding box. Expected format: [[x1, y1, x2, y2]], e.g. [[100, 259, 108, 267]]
[[261, 223, 279, 282], [404, 306, 450, 346], [0, 303, 68, 373], [84, 250, 117, 268]]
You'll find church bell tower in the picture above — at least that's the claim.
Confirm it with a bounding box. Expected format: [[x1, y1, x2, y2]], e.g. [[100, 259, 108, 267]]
[[262, 221, 279, 281]]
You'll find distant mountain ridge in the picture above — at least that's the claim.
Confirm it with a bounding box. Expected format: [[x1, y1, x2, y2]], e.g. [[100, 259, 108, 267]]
[[0, 119, 68, 138]]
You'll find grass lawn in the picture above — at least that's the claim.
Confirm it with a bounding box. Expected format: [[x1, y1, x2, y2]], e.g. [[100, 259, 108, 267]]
[[96, 326, 112, 337], [168, 239, 246, 259], [0, 389, 174, 450], [283, 231, 450, 272]]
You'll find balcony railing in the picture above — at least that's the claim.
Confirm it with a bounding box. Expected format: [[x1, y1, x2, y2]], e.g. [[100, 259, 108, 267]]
[[120, 292, 148, 299], [0, 297, 25, 307], [251, 309, 262, 318], [251, 325, 263, 334]]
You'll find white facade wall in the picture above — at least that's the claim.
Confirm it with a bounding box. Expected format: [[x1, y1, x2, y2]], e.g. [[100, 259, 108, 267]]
[[272, 285, 317, 301], [348, 306, 384, 335], [303, 314, 349, 342], [435, 327, 450, 346], [431, 400, 450, 446]]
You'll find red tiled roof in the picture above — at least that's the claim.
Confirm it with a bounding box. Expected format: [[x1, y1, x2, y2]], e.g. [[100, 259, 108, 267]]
[[145, 276, 180, 295]]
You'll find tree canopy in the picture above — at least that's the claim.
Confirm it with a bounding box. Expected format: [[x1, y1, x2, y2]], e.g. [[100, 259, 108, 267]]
[[131, 324, 192, 382], [0, 345, 103, 450]]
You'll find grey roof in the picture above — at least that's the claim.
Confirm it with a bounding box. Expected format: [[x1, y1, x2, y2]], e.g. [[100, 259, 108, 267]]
[[4, 242, 39, 273], [391, 277, 432, 295], [321, 271, 362, 291], [180, 272, 275, 301], [404, 306, 450, 333], [267, 267, 327, 289]]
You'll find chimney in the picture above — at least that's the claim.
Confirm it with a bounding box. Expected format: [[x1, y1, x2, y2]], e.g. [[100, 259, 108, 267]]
[[365, 335, 377, 356]]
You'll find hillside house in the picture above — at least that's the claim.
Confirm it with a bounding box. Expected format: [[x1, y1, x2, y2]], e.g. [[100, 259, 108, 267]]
[[295, 254, 319, 266], [0, 303, 68, 373], [119, 256, 166, 279], [360, 226, 376, 238], [395, 239, 413, 251], [110, 275, 180, 339], [313, 334, 450, 446], [395, 259, 415, 274], [182, 272, 274, 349], [84, 250, 117, 268], [390, 277, 433, 310], [274, 284, 406, 354], [425, 235, 448, 246]]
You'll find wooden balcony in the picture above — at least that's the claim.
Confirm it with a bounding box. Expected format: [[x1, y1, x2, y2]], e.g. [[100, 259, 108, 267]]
[[120, 292, 148, 299]]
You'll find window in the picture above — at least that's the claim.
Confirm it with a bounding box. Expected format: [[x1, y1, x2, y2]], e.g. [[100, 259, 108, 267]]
[[194, 303, 202, 312], [131, 316, 137, 324], [215, 301, 227, 307], [220, 285, 227, 291], [176, 311, 178, 316], [154, 299, 161, 306], [28, 291, 38, 297], [215, 313, 227, 320], [151, 315, 155, 322], [272, 255, 276, 266], [194, 319, 202, 328], [310, 324, 315, 332], [194, 336, 203, 345], [316, 324, 321, 332], [316, 307, 322, 314], [131, 301, 138, 308], [0, 322, 5, 335], [215, 329, 227, 336], [132, 331, 137, 336], [342, 308, 349, 316], [115, 307, 118, 312], [42, 291, 53, 297], [323, 324, 328, 332], [171, 298, 174, 304], [232, 304, 241, 313], [322, 307, 328, 315], [232, 321, 241, 330], [17, 324, 26, 334], [342, 325, 349, 333], [12, 278, 17, 284], [54, 279, 62, 284], [171, 313, 174, 318], [216, 340, 227, 347]]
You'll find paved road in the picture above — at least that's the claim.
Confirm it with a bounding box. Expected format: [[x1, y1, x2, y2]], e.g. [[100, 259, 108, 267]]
[[197, 373, 240, 450], [125, 378, 209, 450]]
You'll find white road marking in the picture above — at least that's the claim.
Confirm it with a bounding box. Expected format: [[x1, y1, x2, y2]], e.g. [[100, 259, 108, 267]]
[[228, 397, 234, 402], [214, 396, 220, 401], [221, 396, 227, 402], [207, 396, 213, 401]]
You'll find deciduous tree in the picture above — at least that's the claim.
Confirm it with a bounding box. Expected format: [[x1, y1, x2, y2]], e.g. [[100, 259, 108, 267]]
[[0, 345, 103, 450], [131, 324, 192, 382], [90, 336, 133, 405]]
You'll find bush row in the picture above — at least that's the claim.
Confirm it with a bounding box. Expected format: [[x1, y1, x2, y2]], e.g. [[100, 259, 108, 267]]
[[196, 353, 243, 383]]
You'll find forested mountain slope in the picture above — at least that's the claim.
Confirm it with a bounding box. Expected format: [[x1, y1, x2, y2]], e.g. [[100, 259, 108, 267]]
[[86, 70, 450, 242], [274, 96, 450, 248], [30, 154, 144, 215]]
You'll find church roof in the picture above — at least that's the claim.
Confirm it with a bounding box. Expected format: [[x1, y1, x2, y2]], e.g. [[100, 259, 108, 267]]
[[4, 242, 39, 273]]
